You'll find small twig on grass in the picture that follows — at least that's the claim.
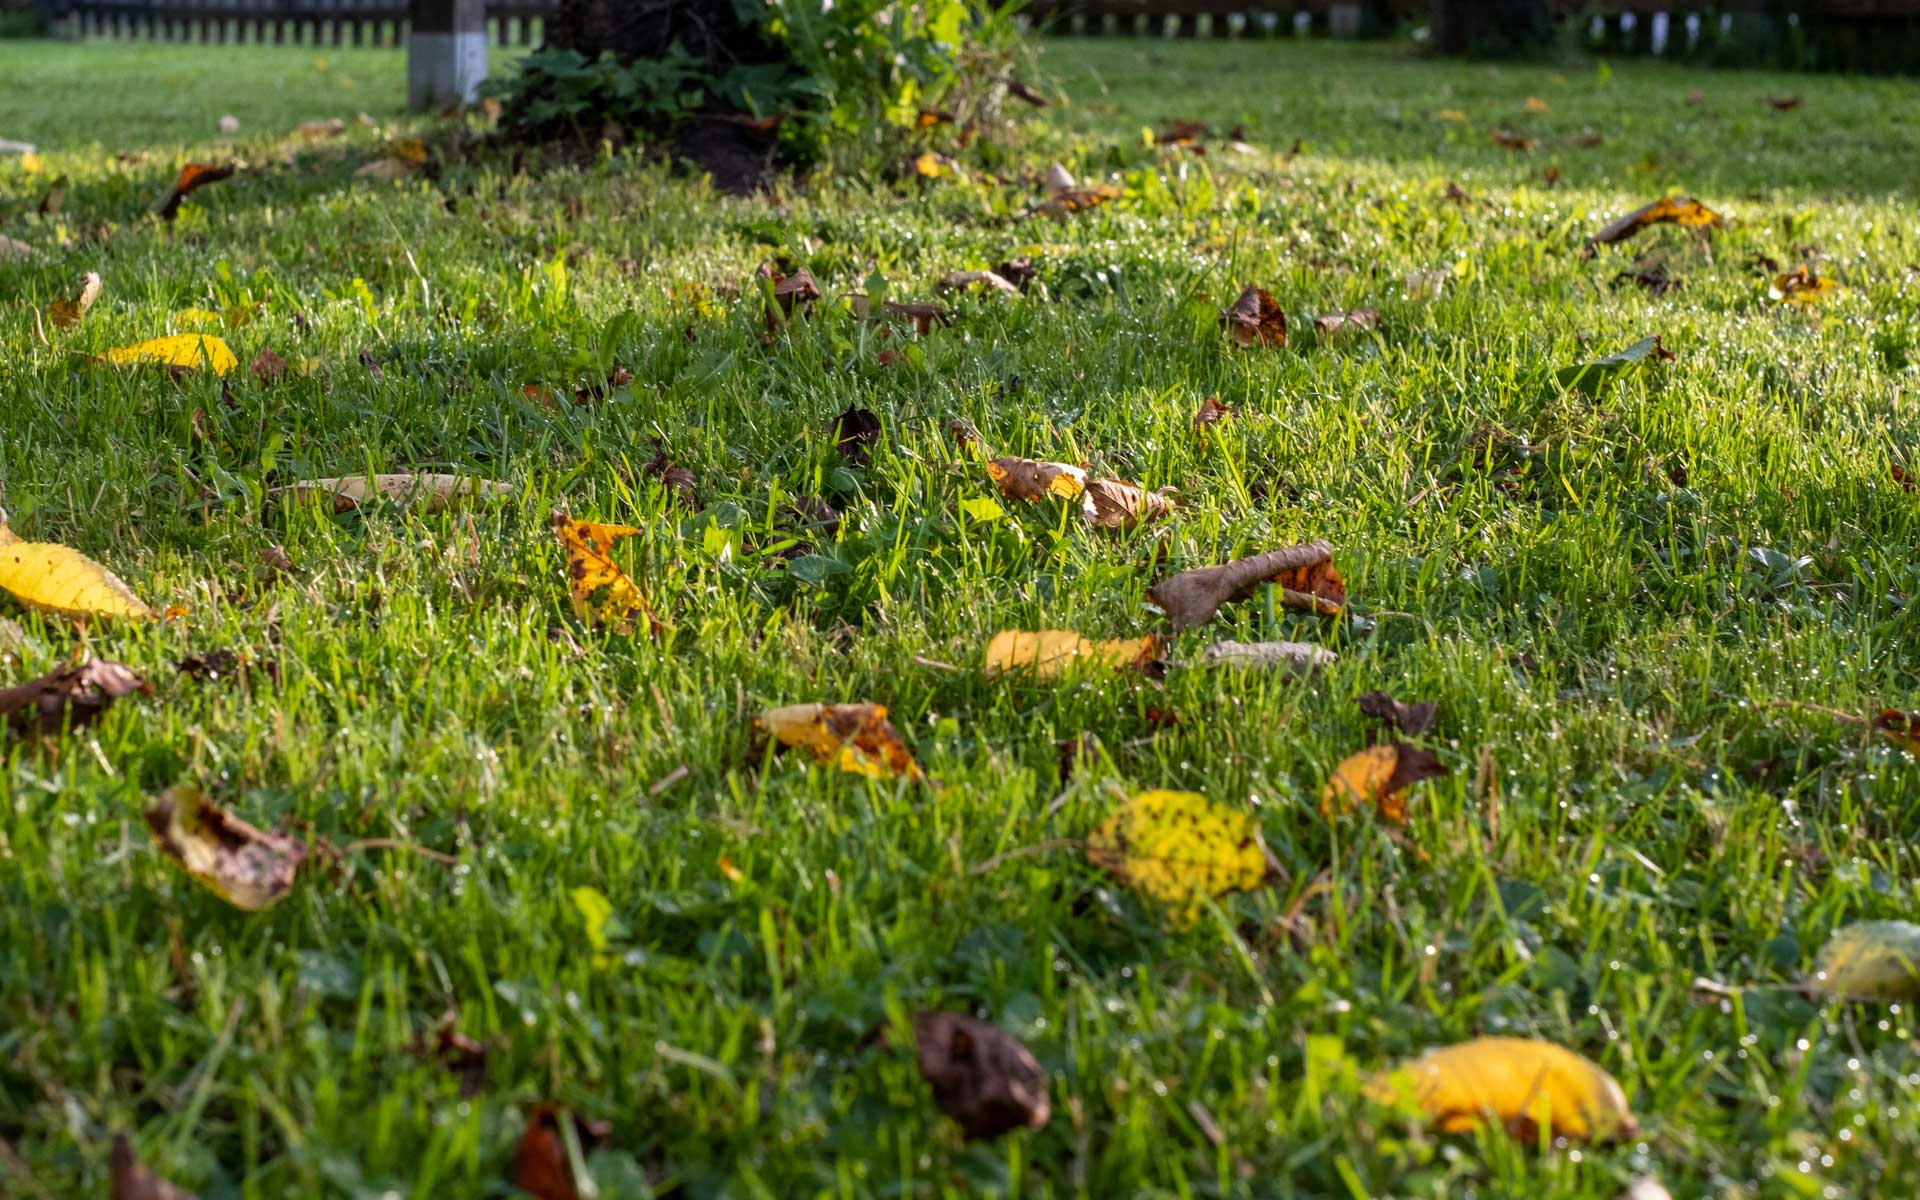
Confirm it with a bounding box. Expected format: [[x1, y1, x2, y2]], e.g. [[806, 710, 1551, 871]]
[[911, 655, 961, 672], [969, 838, 1084, 876], [648, 764, 690, 796], [340, 838, 460, 865]]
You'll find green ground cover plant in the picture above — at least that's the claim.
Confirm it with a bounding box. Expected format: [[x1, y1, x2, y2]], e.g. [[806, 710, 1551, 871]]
[[3, 31, 1920, 1199]]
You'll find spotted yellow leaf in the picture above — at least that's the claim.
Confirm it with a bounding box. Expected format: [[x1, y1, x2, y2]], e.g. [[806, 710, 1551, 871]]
[[0, 521, 153, 621], [754, 702, 921, 779], [1368, 1037, 1637, 1142], [983, 630, 1158, 680], [144, 785, 306, 911], [104, 333, 237, 375], [552, 512, 660, 636], [1808, 920, 1920, 1001], [1087, 789, 1274, 926]]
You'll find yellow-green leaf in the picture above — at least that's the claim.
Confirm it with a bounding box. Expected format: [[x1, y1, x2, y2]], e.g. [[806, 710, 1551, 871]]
[[753, 702, 922, 780], [1809, 920, 1920, 1001], [1368, 1036, 1637, 1141], [0, 522, 153, 621], [104, 333, 237, 375], [1086, 789, 1273, 926]]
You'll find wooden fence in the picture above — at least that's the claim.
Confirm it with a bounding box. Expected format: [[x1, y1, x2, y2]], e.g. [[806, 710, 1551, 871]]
[[36, 0, 555, 45]]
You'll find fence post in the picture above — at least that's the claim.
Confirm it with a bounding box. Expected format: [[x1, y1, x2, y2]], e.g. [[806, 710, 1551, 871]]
[[408, 0, 486, 110]]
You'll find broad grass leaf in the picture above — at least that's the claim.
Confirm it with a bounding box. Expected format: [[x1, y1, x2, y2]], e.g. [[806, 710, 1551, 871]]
[[1591, 196, 1722, 245], [1320, 745, 1448, 824], [983, 630, 1159, 680], [1221, 285, 1287, 348], [1809, 920, 1920, 1001], [913, 1012, 1051, 1139], [271, 472, 511, 513], [144, 785, 305, 911], [0, 658, 150, 736], [104, 333, 238, 375], [986, 457, 1086, 504], [754, 702, 921, 779], [47, 271, 102, 328], [1368, 1036, 1637, 1141], [1086, 789, 1275, 926], [0, 521, 154, 620], [111, 1134, 197, 1200], [551, 513, 660, 636]]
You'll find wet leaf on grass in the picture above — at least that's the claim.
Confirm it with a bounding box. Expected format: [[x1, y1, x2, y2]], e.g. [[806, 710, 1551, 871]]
[[46, 271, 101, 328], [1193, 395, 1236, 432], [759, 263, 820, 328], [753, 702, 921, 779], [986, 457, 1086, 504], [1197, 640, 1337, 674], [1149, 540, 1341, 630], [0, 658, 151, 736], [1312, 308, 1379, 341], [834, 406, 882, 465], [104, 334, 238, 375], [1357, 690, 1438, 736], [144, 784, 305, 911], [914, 1012, 1051, 1138], [1769, 265, 1840, 304]]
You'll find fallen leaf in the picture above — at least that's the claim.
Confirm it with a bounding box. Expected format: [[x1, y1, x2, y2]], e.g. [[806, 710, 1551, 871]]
[[993, 258, 1038, 292], [1149, 540, 1339, 630], [46, 271, 102, 329], [1007, 78, 1048, 107], [0, 520, 154, 620], [1221, 285, 1287, 348], [938, 269, 1020, 297], [1197, 640, 1337, 674], [270, 473, 511, 512], [297, 117, 347, 140], [38, 173, 66, 215], [753, 702, 921, 779], [1808, 920, 1920, 1001], [1556, 335, 1674, 395], [0, 234, 31, 259], [1043, 162, 1076, 192], [1031, 182, 1120, 217], [1368, 1037, 1637, 1141], [985, 457, 1086, 504], [983, 630, 1159, 680], [1542, 165, 1560, 189], [1156, 119, 1208, 146], [849, 295, 952, 334], [258, 544, 294, 575], [914, 1012, 1051, 1139], [1767, 95, 1802, 111], [144, 785, 304, 911], [250, 348, 288, 382], [1270, 556, 1347, 614], [0, 658, 151, 736], [1769, 265, 1840, 304], [1193, 395, 1237, 432], [1489, 129, 1535, 152], [760, 264, 819, 326], [1436, 109, 1467, 122], [510, 1105, 610, 1200], [1087, 789, 1277, 925], [1320, 745, 1448, 824], [1084, 478, 1175, 530], [552, 513, 660, 636], [1524, 96, 1550, 113], [1568, 132, 1605, 148], [1590, 196, 1723, 245], [1892, 465, 1914, 492], [354, 156, 421, 182], [154, 161, 237, 221], [1356, 690, 1437, 736], [104, 334, 238, 375], [111, 1133, 197, 1200], [911, 151, 946, 178], [359, 350, 384, 380], [834, 406, 882, 465], [645, 448, 698, 507], [1057, 732, 1099, 782], [1312, 308, 1380, 340]]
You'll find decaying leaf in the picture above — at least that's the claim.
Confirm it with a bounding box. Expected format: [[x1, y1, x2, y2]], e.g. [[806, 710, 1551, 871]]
[[104, 334, 238, 375], [834, 406, 882, 465], [1591, 196, 1723, 245], [1032, 182, 1120, 217], [1312, 308, 1380, 340], [1524, 96, 1551, 113], [1767, 95, 1802, 111], [986, 457, 1086, 504], [111, 1133, 198, 1200], [1368, 1037, 1637, 1141], [994, 258, 1038, 292], [552, 513, 660, 636], [645, 447, 699, 507], [354, 155, 422, 182], [913, 1012, 1051, 1139], [849, 295, 952, 333], [297, 117, 347, 140], [1221, 285, 1287, 348], [1156, 119, 1208, 146], [144, 785, 305, 911], [1769, 265, 1839, 304], [1808, 920, 1920, 1001], [1556, 335, 1674, 395], [1087, 789, 1278, 925], [154, 161, 237, 221], [760, 264, 820, 326], [1873, 708, 1920, 751], [1043, 162, 1076, 193], [270, 473, 511, 512], [1320, 745, 1449, 824], [1084, 478, 1176, 530], [0, 658, 151, 736], [47, 271, 102, 328], [938, 269, 1021, 297], [510, 1105, 611, 1200], [1358, 691, 1438, 737], [1193, 395, 1236, 432], [1489, 129, 1535, 152], [1197, 640, 1337, 674], [250, 348, 288, 382], [1007, 78, 1048, 107], [0, 520, 154, 620], [753, 702, 921, 779], [1149, 540, 1340, 630], [983, 630, 1159, 680]]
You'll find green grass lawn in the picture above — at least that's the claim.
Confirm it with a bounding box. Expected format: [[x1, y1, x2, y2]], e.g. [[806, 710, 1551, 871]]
[[4, 31, 1920, 1199]]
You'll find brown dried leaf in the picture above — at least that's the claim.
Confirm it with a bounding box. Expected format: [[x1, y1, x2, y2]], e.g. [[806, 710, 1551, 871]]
[[849, 296, 952, 334], [510, 1105, 610, 1200], [271, 473, 511, 513], [1591, 196, 1723, 245], [1007, 78, 1048, 108], [1085, 478, 1175, 530], [1272, 557, 1347, 614], [0, 657, 150, 737], [985, 457, 1086, 503], [938, 269, 1021, 297], [47, 271, 102, 328], [111, 1134, 198, 1200], [1148, 541, 1336, 630], [1221, 285, 1287, 348], [1320, 744, 1449, 824], [759, 264, 820, 327], [834, 406, 882, 466], [1032, 183, 1119, 217], [993, 258, 1038, 292], [1156, 120, 1209, 146], [913, 1012, 1050, 1139], [249, 348, 288, 383], [1198, 640, 1337, 674], [646, 448, 699, 507], [1193, 395, 1237, 432], [1489, 129, 1535, 152], [1767, 95, 1802, 111], [1357, 690, 1438, 736], [144, 785, 305, 910], [1312, 308, 1380, 340], [155, 161, 237, 222]]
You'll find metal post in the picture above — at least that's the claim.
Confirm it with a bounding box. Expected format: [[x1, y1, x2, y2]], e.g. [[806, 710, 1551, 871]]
[[408, 0, 486, 111]]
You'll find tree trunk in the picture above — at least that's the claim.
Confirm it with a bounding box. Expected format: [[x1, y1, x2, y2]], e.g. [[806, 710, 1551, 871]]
[[546, 0, 779, 71], [1430, 0, 1552, 55]]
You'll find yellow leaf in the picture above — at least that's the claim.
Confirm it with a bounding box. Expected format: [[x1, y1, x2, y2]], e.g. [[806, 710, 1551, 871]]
[[754, 702, 921, 779], [1770, 265, 1840, 304], [1368, 1037, 1637, 1141], [571, 885, 617, 966], [175, 307, 223, 327], [1319, 745, 1448, 825], [1435, 109, 1467, 122], [144, 785, 305, 911], [552, 512, 660, 636], [0, 522, 153, 621], [1087, 790, 1273, 926], [1809, 921, 1920, 1001], [914, 151, 943, 178], [20, 151, 42, 174], [983, 630, 1158, 680], [271, 473, 512, 513], [718, 855, 744, 882], [389, 136, 430, 164], [1524, 96, 1550, 113], [46, 272, 102, 329], [105, 333, 237, 375]]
